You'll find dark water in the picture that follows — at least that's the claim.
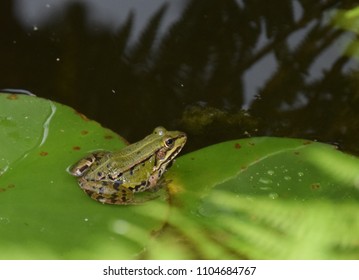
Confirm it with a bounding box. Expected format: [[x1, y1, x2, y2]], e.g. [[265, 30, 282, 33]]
[[2, 0, 359, 154]]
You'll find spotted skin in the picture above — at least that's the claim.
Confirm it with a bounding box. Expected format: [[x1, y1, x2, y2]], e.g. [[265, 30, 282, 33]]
[[70, 127, 186, 205]]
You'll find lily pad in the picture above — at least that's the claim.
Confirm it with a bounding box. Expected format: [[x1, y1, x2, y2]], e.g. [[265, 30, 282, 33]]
[[162, 138, 359, 259], [0, 93, 169, 259], [1, 93, 359, 259]]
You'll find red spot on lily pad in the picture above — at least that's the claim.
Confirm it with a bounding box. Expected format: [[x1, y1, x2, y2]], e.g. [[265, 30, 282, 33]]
[[74, 110, 89, 121], [73, 146, 81, 151], [311, 183, 321, 190], [81, 130, 89, 135], [6, 94, 18, 100], [39, 151, 48, 156], [234, 143, 241, 149], [0, 188, 6, 192]]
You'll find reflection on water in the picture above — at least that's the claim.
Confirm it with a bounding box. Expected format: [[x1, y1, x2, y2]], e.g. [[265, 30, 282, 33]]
[[2, 0, 359, 154], [14, 0, 185, 42]]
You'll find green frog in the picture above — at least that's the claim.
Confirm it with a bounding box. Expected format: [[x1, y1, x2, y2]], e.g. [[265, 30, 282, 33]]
[[70, 127, 186, 205]]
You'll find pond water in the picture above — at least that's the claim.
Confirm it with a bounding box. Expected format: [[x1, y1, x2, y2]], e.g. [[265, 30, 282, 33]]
[[2, 0, 359, 154]]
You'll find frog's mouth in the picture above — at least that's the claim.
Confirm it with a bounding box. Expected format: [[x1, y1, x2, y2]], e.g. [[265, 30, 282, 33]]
[[163, 148, 181, 171], [170, 134, 187, 159], [169, 144, 185, 161]]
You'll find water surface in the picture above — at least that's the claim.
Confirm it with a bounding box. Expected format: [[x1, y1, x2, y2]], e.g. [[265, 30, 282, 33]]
[[1, 0, 358, 154]]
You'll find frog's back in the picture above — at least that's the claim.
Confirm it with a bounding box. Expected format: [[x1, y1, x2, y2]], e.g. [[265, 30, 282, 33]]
[[107, 137, 161, 171], [86, 132, 161, 176]]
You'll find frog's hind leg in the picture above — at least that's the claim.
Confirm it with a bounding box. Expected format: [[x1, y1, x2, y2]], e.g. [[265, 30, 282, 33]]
[[70, 151, 109, 177], [79, 178, 161, 205], [95, 186, 159, 205], [78, 178, 134, 205], [90, 186, 161, 205], [84, 186, 135, 205]]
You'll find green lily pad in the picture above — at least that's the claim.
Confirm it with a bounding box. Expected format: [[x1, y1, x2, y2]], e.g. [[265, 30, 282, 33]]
[[1, 93, 359, 259], [0, 93, 169, 259], [161, 138, 359, 259]]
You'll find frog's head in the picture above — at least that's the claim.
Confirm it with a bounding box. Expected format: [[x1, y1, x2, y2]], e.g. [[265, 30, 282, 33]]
[[154, 126, 187, 166]]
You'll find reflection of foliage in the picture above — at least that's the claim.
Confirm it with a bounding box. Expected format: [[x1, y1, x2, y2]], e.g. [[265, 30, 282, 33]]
[[1, 0, 359, 153]]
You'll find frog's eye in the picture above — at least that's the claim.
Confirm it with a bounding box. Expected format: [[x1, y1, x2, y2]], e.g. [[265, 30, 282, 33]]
[[164, 138, 174, 147]]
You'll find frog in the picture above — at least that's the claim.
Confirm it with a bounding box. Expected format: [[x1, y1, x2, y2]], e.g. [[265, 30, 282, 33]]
[[70, 126, 186, 205]]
